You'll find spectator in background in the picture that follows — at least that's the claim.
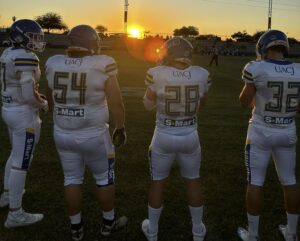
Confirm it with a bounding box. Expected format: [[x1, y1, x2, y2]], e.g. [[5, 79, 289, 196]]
[[209, 46, 219, 67]]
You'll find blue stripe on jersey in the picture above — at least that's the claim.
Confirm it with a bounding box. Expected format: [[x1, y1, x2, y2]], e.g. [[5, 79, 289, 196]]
[[107, 158, 115, 185], [15, 58, 39, 63], [245, 144, 251, 184], [15, 63, 38, 67], [148, 148, 153, 180], [21, 130, 35, 169], [265, 59, 292, 65]]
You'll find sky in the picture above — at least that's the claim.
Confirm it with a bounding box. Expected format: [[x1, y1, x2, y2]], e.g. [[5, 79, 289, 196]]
[[0, 0, 299, 39]]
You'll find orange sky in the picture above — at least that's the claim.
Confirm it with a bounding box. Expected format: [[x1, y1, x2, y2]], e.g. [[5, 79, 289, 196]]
[[0, 0, 299, 39]]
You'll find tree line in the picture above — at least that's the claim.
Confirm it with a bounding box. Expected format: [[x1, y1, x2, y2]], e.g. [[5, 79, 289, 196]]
[[6, 12, 299, 44]]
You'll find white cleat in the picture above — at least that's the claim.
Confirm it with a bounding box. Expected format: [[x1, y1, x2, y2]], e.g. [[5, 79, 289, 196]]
[[278, 224, 298, 241], [193, 222, 207, 241], [4, 209, 44, 228], [141, 219, 158, 241], [0, 192, 9, 208], [237, 227, 260, 241]]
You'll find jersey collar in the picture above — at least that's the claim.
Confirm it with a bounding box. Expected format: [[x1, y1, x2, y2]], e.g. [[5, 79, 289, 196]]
[[264, 58, 292, 65]]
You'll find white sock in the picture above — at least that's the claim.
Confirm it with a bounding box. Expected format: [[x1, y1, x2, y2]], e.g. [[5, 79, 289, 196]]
[[103, 209, 115, 221], [189, 205, 204, 234], [148, 205, 162, 235], [247, 213, 259, 237], [8, 169, 27, 209], [287, 212, 299, 235], [70, 212, 81, 225], [4, 156, 13, 191]]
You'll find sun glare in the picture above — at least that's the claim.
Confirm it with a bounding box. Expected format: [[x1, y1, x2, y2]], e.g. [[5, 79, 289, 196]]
[[128, 28, 143, 39]]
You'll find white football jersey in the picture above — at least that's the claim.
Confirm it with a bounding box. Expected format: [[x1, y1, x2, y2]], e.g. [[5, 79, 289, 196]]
[[146, 65, 211, 135], [0, 47, 40, 108], [242, 59, 300, 128], [46, 54, 118, 135]]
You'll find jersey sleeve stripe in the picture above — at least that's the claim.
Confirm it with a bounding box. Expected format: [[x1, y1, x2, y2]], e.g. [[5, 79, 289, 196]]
[[15, 59, 39, 66], [105, 63, 117, 71], [243, 70, 253, 77], [146, 74, 154, 84], [243, 74, 253, 81], [15, 58, 39, 63], [145, 79, 154, 85], [105, 67, 117, 74], [15, 62, 39, 67]]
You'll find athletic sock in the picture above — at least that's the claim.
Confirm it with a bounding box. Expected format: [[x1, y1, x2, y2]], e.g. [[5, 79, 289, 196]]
[[247, 213, 259, 237], [286, 212, 299, 235], [148, 205, 162, 235], [4, 156, 13, 191], [70, 212, 82, 225], [8, 169, 27, 209], [103, 209, 115, 221], [189, 205, 204, 234]]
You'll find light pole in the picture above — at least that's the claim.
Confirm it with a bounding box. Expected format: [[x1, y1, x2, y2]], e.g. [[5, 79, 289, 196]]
[[124, 0, 129, 35], [268, 0, 272, 29]]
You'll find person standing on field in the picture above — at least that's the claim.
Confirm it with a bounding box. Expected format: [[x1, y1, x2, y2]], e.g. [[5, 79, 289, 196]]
[[209, 46, 219, 67], [237, 30, 300, 241], [45, 24, 127, 241], [0, 19, 48, 228], [141, 37, 211, 241]]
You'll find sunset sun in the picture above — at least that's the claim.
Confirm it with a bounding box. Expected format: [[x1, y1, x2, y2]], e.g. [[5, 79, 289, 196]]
[[128, 27, 143, 39]]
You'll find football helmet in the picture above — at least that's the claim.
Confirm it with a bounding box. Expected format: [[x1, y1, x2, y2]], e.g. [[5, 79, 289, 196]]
[[68, 25, 100, 54], [10, 19, 46, 52], [159, 37, 193, 65], [256, 30, 289, 59]]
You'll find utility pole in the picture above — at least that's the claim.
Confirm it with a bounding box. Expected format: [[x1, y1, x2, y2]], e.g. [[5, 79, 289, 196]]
[[124, 0, 129, 35], [268, 0, 272, 29]]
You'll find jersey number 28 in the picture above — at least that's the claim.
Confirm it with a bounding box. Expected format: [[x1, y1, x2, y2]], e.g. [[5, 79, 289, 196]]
[[165, 85, 199, 116]]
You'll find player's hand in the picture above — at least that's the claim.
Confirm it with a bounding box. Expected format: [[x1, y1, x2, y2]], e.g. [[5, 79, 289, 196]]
[[39, 94, 49, 113], [112, 127, 126, 147]]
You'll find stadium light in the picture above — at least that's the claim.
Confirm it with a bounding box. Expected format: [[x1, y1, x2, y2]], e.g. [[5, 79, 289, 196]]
[[268, 0, 272, 29], [124, 0, 129, 35]]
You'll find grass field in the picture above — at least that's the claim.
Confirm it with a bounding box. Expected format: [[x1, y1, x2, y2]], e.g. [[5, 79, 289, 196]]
[[0, 47, 299, 241]]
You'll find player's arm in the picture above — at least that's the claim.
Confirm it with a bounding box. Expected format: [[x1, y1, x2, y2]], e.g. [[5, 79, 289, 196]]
[[198, 71, 211, 112], [143, 87, 157, 110], [198, 92, 208, 112], [18, 70, 48, 111], [239, 83, 256, 109], [46, 84, 53, 111], [105, 75, 126, 147], [143, 70, 157, 110]]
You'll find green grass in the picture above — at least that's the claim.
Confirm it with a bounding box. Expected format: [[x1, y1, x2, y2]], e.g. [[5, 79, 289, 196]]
[[0, 48, 299, 241]]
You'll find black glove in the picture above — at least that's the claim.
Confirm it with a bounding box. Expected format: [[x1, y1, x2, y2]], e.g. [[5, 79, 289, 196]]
[[112, 127, 126, 147]]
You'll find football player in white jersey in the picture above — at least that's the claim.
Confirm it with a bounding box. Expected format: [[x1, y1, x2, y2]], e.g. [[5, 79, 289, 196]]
[[0, 19, 47, 227], [141, 37, 211, 241], [45, 25, 127, 241], [237, 30, 300, 241]]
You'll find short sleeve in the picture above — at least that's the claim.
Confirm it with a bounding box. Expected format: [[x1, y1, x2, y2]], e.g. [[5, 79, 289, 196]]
[[242, 61, 255, 83], [95, 56, 118, 77], [14, 52, 39, 72], [198, 69, 211, 98], [144, 68, 156, 91]]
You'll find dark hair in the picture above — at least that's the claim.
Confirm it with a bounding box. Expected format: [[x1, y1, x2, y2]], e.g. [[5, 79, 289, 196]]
[[267, 45, 288, 56], [66, 48, 90, 58]]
